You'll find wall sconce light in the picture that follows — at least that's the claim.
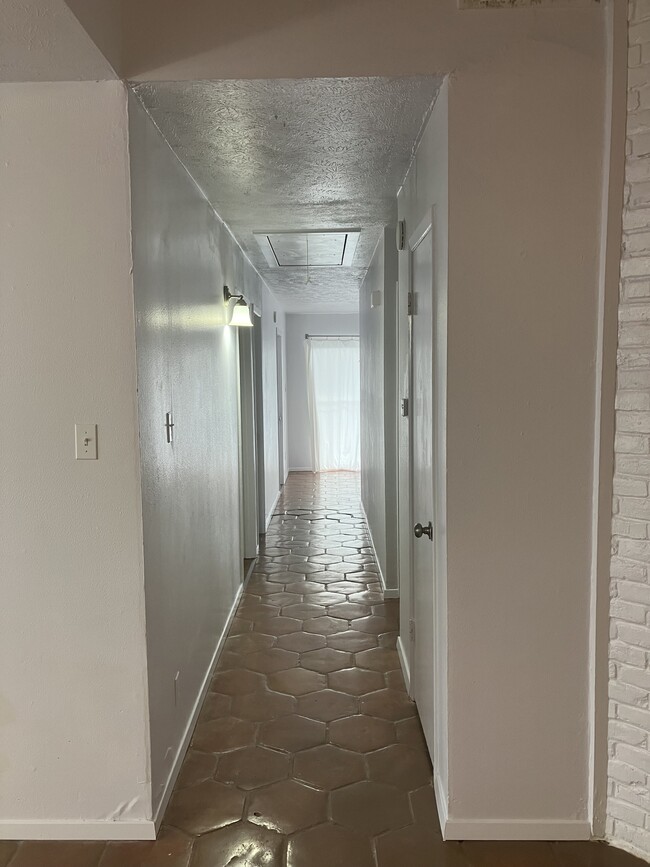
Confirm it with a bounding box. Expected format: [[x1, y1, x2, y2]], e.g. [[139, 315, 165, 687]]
[[224, 285, 253, 327]]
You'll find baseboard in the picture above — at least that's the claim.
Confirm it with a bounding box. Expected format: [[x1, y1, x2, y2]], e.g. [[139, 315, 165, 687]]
[[288, 467, 313, 473], [0, 820, 156, 841], [152, 581, 244, 831], [434, 772, 449, 839], [359, 502, 399, 600], [443, 817, 591, 842], [265, 488, 282, 529], [397, 634, 411, 692]]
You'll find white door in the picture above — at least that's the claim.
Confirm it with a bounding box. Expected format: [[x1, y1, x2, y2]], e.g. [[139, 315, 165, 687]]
[[276, 333, 285, 486], [239, 329, 259, 560], [410, 216, 435, 755]]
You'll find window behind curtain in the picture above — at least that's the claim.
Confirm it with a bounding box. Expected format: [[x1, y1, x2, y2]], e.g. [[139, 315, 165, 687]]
[[306, 337, 360, 472]]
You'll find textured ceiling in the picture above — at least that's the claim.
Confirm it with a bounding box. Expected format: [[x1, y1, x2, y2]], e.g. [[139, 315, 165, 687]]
[[132, 77, 441, 311]]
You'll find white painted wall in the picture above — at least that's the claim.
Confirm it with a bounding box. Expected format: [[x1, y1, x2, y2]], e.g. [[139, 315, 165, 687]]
[[399, 28, 611, 835], [360, 229, 399, 592], [285, 313, 359, 472], [128, 93, 286, 817], [0, 82, 151, 837]]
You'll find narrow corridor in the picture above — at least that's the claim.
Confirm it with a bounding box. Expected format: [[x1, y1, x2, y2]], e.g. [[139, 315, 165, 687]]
[[1, 473, 646, 866]]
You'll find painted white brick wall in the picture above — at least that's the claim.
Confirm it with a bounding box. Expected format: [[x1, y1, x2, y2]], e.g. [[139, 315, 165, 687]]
[[609, 2, 650, 857]]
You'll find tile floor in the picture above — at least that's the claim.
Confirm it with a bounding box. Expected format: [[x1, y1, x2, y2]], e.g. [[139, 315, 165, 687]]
[[2, 472, 648, 866]]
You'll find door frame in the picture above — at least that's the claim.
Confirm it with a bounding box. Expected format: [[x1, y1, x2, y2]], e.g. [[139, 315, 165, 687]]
[[276, 332, 285, 486], [398, 211, 436, 698], [238, 328, 259, 561], [252, 309, 266, 536], [406, 211, 435, 699]]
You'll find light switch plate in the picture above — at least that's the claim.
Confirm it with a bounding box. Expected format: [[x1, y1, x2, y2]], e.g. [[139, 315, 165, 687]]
[[75, 424, 98, 460]]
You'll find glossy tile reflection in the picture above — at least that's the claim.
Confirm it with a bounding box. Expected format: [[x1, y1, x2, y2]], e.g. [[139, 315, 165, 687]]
[[3, 473, 647, 866]]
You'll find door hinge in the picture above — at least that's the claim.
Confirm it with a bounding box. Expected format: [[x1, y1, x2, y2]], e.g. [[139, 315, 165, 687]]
[[401, 397, 409, 418], [407, 291, 414, 316], [409, 619, 416, 642]]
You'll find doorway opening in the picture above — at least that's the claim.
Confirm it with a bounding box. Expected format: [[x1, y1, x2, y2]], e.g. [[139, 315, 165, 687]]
[[305, 334, 361, 472]]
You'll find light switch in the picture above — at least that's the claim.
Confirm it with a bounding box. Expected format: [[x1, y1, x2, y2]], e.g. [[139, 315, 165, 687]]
[[75, 424, 98, 460]]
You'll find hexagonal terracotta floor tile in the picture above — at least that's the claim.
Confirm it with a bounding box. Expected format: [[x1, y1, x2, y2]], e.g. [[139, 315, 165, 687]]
[[243, 647, 299, 674], [210, 669, 266, 696], [276, 631, 327, 653], [282, 602, 324, 620], [285, 581, 324, 595], [227, 617, 253, 635], [191, 821, 283, 867], [330, 780, 412, 836], [462, 842, 558, 867], [324, 546, 359, 556], [216, 745, 289, 790], [367, 743, 432, 790], [300, 648, 353, 673], [264, 591, 301, 607], [307, 592, 347, 606], [378, 631, 398, 649], [296, 562, 327, 575], [293, 744, 366, 790], [325, 583, 366, 597], [409, 784, 439, 826], [164, 779, 244, 835], [259, 714, 326, 752], [215, 650, 247, 671], [355, 646, 400, 672], [98, 826, 192, 867], [396, 716, 428, 750], [12, 842, 104, 867], [175, 750, 219, 790], [236, 601, 280, 622], [328, 667, 385, 696], [354, 615, 394, 634], [303, 616, 349, 636], [323, 563, 363, 575], [329, 714, 396, 752], [253, 615, 302, 636], [360, 688, 417, 721], [386, 668, 407, 691], [326, 630, 378, 653], [327, 602, 371, 620], [268, 667, 327, 696], [310, 554, 343, 565], [287, 822, 374, 867], [297, 689, 358, 722], [191, 716, 256, 753], [376, 823, 467, 867], [197, 691, 231, 722], [275, 554, 309, 565], [253, 560, 288, 572], [349, 589, 385, 604], [246, 577, 282, 595], [230, 688, 296, 722], [247, 779, 327, 834], [224, 631, 276, 655], [309, 572, 350, 585]]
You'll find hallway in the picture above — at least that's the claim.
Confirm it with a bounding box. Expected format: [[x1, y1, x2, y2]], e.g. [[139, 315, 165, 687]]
[[2, 473, 646, 867]]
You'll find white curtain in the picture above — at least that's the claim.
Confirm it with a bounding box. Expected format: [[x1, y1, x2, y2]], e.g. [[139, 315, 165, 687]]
[[306, 336, 361, 472]]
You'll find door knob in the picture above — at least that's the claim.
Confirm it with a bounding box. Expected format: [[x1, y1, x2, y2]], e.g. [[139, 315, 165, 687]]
[[413, 521, 433, 540]]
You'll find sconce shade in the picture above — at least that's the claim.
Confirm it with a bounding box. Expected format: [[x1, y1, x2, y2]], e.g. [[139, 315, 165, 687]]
[[230, 300, 253, 327], [224, 284, 253, 327]]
